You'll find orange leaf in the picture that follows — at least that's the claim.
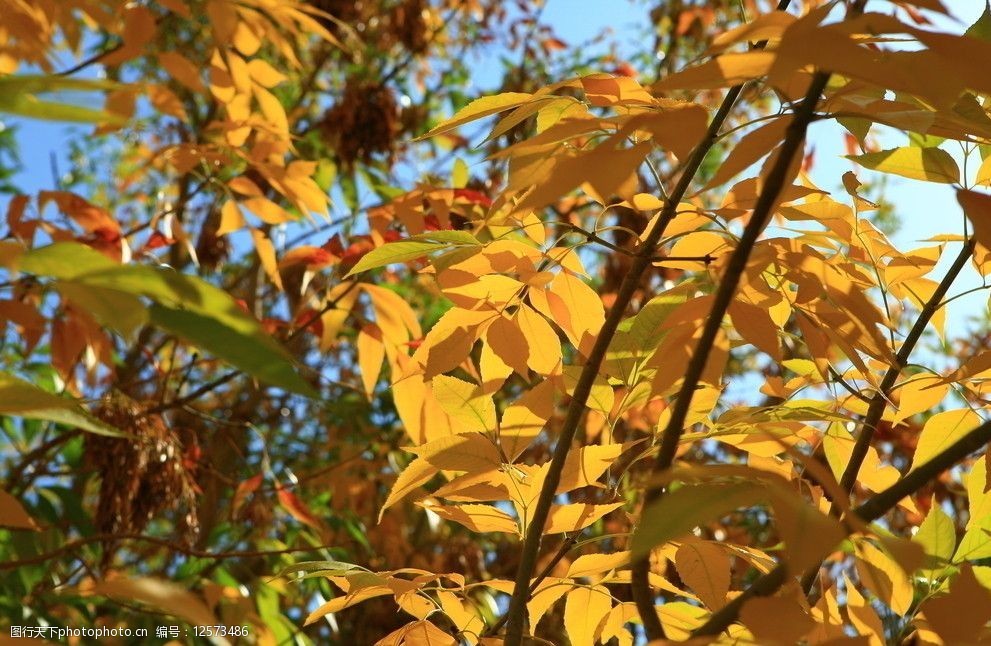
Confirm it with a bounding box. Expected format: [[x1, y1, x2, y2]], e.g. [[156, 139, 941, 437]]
[[277, 486, 324, 532]]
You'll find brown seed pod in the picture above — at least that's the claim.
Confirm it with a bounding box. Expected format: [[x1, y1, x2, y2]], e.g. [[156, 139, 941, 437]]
[[320, 78, 400, 170], [84, 393, 199, 550], [391, 0, 430, 54]]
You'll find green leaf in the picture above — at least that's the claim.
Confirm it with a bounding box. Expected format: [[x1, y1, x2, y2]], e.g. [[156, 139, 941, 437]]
[[18, 241, 118, 279], [452, 157, 469, 188], [0, 75, 125, 124], [411, 230, 481, 245], [150, 304, 316, 397], [56, 281, 148, 338], [914, 499, 957, 564], [954, 514, 991, 563], [632, 482, 766, 559], [422, 92, 535, 139], [344, 240, 443, 277], [847, 147, 960, 184], [20, 243, 315, 397], [278, 560, 365, 580], [0, 372, 126, 437], [911, 409, 982, 472]]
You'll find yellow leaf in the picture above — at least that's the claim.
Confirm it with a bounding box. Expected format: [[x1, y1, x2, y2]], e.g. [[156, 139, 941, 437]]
[[432, 375, 496, 434], [665, 232, 731, 272], [563, 585, 612, 646], [557, 444, 624, 494], [657, 601, 707, 640], [848, 147, 960, 184], [412, 433, 503, 472], [739, 594, 815, 644], [437, 590, 484, 642], [452, 158, 469, 189], [485, 314, 530, 377], [249, 227, 284, 291], [958, 189, 991, 252], [306, 586, 393, 624], [380, 457, 436, 519], [654, 51, 775, 90], [619, 103, 709, 160], [208, 50, 236, 103], [889, 375, 948, 426], [911, 408, 982, 472], [674, 541, 730, 610], [516, 305, 562, 375], [396, 592, 435, 620], [843, 573, 884, 645], [728, 301, 782, 363], [549, 271, 605, 356], [567, 551, 630, 578], [581, 74, 655, 106], [766, 481, 846, 573], [226, 52, 251, 94], [417, 501, 518, 534], [479, 335, 513, 389], [528, 578, 572, 629], [704, 116, 790, 190], [544, 502, 623, 534], [919, 565, 991, 643], [228, 176, 264, 197], [855, 540, 913, 615], [87, 577, 216, 626], [516, 141, 652, 213], [255, 85, 289, 135], [433, 469, 509, 502], [357, 324, 384, 399], [424, 92, 535, 138], [913, 497, 956, 565], [499, 379, 554, 462], [599, 603, 638, 646], [711, 11, 797, 51], [364, 283, 421, 343], [243, 196, 294, 225], [976, 155, 991, 188], [247, 58, 287, 88]]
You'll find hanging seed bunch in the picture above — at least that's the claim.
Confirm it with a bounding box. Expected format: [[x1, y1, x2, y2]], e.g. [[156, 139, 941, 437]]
[[320, 77, 400, 169], [390, 0, 430, 53], [84, 392, 199, 544]]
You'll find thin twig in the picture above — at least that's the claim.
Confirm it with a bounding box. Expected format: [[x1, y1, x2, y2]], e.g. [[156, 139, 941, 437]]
[[632, 29, 827, 646], [693, 417, 991, 637], [502, 3, 796, 641]]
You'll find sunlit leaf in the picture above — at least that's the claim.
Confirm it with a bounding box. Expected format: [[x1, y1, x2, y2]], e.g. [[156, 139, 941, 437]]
[[847, 147, 960, 184]]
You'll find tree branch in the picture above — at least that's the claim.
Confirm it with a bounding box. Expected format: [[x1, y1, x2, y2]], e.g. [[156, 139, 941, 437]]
[[837, 238, 976, 497], [630, 61, 831, 645], [692, 417, 991, 637], [501, 3, 797, 642]]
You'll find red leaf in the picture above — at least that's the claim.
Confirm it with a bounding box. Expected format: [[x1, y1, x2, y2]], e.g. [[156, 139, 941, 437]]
[[612, 62, 638, 79], [144, 231, 175, 250], [276, 486, 323, 531], [453, 188, 493, 207], [232, 474, 263, 516]]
